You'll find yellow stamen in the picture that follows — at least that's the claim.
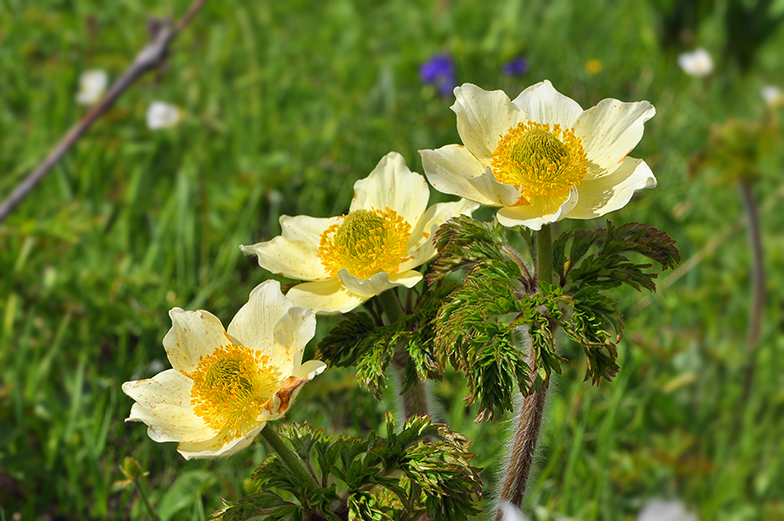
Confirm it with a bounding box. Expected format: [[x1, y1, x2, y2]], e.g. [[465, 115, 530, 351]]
[[186, 340, 280, 435], [318, 207, 412, 280], [491, 121, 587, 204]]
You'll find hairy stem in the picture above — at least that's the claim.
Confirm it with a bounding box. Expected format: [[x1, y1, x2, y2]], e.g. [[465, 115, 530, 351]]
[[497, 382, 547, 517], [377, 289, 431, 420], [261, 424, 318, 488], [496, 225, 553, 518]]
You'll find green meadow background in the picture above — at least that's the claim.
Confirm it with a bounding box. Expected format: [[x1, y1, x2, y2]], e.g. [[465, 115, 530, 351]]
[[1, 0, 783, 519]]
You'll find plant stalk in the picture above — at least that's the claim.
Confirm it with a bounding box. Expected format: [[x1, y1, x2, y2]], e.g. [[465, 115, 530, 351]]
[[377, 289, 431, 420], [739, 180, 765, 400], [132, 475, 161, 521], [496, 225, 553, 518], [261, 424, 318, 488]]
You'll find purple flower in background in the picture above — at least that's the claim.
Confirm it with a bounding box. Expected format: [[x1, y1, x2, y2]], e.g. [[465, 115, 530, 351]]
[[420, 53, 456, 97], [501, 57, 529, 77]]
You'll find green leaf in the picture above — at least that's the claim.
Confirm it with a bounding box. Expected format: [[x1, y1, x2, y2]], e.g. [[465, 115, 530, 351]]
[[158, 470, 213, 521], [214, 416, 482, 520]]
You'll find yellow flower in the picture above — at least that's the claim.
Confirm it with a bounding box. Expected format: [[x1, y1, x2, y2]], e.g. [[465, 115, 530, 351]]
[[585, 59, 602, 75], [241, 152, 479, 314], [122, 280, 325, 459], [420, 81, 656, 230]]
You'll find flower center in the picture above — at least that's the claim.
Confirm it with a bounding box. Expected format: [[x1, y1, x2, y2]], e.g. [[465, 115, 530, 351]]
[[318, 208, 412, 280], [186, 340, 280, 435], [491, 121, 587, 204]]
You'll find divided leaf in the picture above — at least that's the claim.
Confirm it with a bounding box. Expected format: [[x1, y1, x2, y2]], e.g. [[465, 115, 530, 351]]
[[212, 416, 482, 521]]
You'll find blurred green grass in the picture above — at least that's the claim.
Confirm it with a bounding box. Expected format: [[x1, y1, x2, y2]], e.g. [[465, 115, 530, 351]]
[[1, 0, 783, 519]]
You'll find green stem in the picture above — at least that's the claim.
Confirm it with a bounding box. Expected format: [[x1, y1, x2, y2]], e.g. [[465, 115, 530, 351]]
[[376, 289, 431, 420], [496, 225, 554, 518], [261, 424, 318, 487], [536, 224, 553, 286], [132, 476, 161, 521], [377, 288, 405, 323]]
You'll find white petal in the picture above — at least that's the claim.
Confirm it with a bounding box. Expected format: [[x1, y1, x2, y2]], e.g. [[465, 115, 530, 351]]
[[568, 157, 656, 219], [452, 83, 521, 160], [501, 502, 531, 521], [637, 499, 696, 521], [123, 369, 216, 443], [401, 199, 480, 271], [177, 424, 266, 460], [496, 187, 579, 230], [286, 278, 369, 315], [511, 80, 583, 128], [76, 70, 108, 105], [227, 281, 296, 356], [162, 308, 228, 373], [677, 48, 713, 77], [421, 145, 522, 206], [239, 215, 338, 281], [574, 99, 655, 178], [146, 101, 183, 130], [350, 152, 429, 226]]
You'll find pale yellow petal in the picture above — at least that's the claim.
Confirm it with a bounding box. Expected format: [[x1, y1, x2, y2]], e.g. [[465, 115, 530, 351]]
[[401, 199, 480, 271], [350, 152, 429, 226], [511, 80, 583, 128], [338, 270, 399, 297], [421, 145, 521, 206], [568, 157, 656, 219], [271, 306, 317, 375], [574, 99, 655, 178], [123, 369, 217, 443], [162, 308, 227, 373], [239, 215, 338, 281], [387, 270, 424, 289], [227, 280, 316, 373], [227, 280, 288, 350], [466, 169, 525, 206], [286, 278, 368, 315], [177, 424, 266, 460], [496, 187, 579, 230], [295, 359, 328, 380], [259, 370, 322, 422], [453, 83, 522, 160]]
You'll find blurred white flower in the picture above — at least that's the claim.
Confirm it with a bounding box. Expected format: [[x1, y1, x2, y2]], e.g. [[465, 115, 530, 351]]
[[146, 101, 183, 129], [677, 49, 713, 77], [76, 70, 108, 105], [501, 503, 530, 521], [761, 85, 783, 108], [637, 499, 697, 521]]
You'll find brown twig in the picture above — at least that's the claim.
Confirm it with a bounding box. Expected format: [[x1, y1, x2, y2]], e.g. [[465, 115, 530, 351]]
[[631, 184, 784, 314], [0, 0, 207, 223], [739, 179, 765, 400]]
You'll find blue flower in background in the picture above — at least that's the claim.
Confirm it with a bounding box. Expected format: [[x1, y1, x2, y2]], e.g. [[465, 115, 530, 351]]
[[420, 53, 456, 97], [501, 57, 529, 77]]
